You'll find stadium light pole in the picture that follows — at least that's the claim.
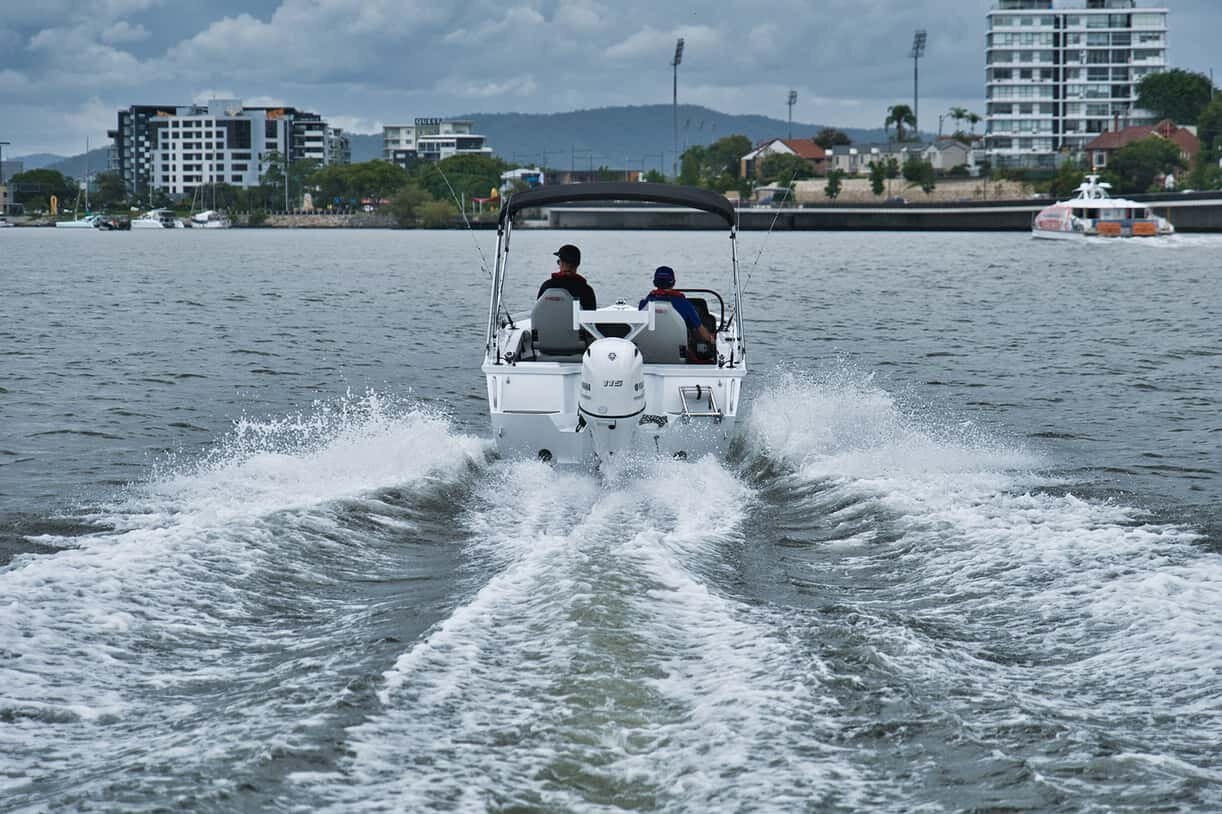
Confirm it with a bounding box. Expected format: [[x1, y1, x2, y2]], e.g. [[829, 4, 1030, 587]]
[[671, 37, 684, 180], [911, 30, 927, 138], [787, 91, 797, 140]]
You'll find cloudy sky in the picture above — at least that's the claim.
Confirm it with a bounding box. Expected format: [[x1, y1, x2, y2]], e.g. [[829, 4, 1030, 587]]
[[2, 0, 1220, 156]]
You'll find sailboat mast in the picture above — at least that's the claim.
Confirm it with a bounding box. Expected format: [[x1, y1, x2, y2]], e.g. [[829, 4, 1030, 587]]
[[85, 136, 90, 212]]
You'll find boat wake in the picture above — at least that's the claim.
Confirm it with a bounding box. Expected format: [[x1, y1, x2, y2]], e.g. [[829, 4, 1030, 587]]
[[0, 394, 490, 808], [735, 367, 1222, 809], [3, 377, 1220, 811], [297, 457, 870, 810]]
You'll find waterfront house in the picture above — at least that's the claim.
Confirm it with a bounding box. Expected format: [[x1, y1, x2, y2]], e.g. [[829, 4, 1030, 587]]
[[740, 139, 827, 178], [1084, 118, 1199, 172], [921, 138, 972, 172]]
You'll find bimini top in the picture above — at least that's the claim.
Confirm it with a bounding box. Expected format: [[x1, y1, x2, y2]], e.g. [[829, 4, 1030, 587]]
[[499, 181, 736, 227]]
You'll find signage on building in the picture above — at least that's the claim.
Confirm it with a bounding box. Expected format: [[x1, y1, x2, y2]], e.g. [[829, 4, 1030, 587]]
[[414, 118, 441, 126]]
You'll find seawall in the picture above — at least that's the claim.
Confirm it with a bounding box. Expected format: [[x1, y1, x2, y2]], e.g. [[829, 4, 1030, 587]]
[[544, 192, 1222, 232]]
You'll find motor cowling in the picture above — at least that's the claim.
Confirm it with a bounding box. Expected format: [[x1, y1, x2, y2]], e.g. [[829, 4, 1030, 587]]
[[580, 338, 645, 465]]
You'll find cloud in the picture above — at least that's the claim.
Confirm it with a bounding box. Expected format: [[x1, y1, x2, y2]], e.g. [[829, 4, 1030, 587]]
[[100, 20, 149, 43], [603, 24, 720, 62], [442, 6, 545, 46], [436, 74, 538, 99]]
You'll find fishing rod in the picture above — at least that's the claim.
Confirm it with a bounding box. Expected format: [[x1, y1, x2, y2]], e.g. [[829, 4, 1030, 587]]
[[723, 168, 798, 333]]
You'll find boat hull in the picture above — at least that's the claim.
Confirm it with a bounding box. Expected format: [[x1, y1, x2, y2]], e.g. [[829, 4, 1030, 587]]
[[484, 359, 745, 466]]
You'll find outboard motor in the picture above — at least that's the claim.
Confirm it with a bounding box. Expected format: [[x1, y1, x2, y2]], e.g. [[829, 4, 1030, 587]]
[[579, 337, 645, 466]]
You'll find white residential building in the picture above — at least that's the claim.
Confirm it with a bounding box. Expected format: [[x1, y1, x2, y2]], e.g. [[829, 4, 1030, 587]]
[[985, 0, 1168, 171], [383, 118, 493, 168], [109, 99, 349, 197]]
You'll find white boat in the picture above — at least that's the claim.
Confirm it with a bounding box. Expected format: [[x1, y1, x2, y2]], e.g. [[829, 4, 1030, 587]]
[[191, 209, 231, 229], [484, 183, 747, 470], [56, 214, 103, 229], [0, 219, 13, 228], [132, 209, 185, 229], [1032, 175, 1174, 240]]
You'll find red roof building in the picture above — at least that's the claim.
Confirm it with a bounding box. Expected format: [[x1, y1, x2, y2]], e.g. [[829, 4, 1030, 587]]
[[740, 138, 828, 178], [1085, 119, 1200, 172]]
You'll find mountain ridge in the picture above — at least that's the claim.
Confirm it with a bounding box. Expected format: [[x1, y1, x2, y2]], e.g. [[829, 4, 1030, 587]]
[[17, 105, 900, 177]]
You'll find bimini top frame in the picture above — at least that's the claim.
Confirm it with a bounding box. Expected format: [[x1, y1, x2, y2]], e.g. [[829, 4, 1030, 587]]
[[486, 183, 743, 365], [497, 181, 737, 227]]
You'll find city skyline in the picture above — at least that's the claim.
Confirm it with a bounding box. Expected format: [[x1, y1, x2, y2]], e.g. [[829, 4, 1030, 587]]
[[2, 0, 1220, 157]]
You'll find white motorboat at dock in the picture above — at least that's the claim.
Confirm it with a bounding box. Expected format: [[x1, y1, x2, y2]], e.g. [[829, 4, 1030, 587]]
[[1032, 175, 1174, 240], [484, 183, 747, 470], [132, 209, 186, 229]]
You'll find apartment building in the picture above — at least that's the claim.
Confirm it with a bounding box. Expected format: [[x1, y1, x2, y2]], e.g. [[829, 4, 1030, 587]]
[[383, 118, 492, 169], [985, 0, 1168, 171], [108, 100, 350, 197]]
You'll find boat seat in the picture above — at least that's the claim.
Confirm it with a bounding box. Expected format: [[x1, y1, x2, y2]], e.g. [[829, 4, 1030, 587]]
[[634, 302, 690, 364], [531, 290, 587, 360]]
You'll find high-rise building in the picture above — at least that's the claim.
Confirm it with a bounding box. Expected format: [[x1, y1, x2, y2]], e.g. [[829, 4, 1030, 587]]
[[382, 119, 492, 169], [108, 100, 350, 197], [985, 0, 1168, 171]]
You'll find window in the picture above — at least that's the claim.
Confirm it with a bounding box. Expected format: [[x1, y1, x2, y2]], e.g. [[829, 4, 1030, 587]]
[[1132, 13, 1164, 28]]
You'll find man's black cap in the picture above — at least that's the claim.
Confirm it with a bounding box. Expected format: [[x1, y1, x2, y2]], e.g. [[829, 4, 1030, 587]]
[[554, 244, 581, 265]]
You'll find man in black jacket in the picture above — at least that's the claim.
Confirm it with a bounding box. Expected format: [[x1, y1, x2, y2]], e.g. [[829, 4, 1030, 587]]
[[537, 244, 596, 310]]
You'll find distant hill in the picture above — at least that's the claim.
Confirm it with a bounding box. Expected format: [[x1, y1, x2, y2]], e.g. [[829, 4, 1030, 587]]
[[35, 105, 897, 177], [10, 148, 112, 179], [9, 153, 67, 171], [349, 105, 892, 168]]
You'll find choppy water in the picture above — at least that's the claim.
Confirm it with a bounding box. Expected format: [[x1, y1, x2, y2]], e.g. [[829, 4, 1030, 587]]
[[1, 228, 1219, 812]]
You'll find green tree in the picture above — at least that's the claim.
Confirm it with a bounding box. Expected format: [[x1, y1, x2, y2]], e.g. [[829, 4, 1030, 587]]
[[1104, 136, 1185, 194], [885, 104, 917, 142], [418, 199, 457, 228], [1136, 69, 1215, 125], [757, 152, 815, 185], [867, 161, 886, 196], [967, 112, 982, 135], [1197, 97, 1222, 161], [8, 168, 76, 212], [1186, 162, 1222, 191], [884, 156, 900, 196], [814, 128, 851, 149], [824, 169, 846, 200], [94, 171, 126, 209], [388, 183, 432, 227], [411, 154, 507, 203], [901, 157, 936, 194], [679, 134, 753, 189], [948, 106, 970, 135], [1048, 158, 1088, 199], [643, 169, 667, 183]]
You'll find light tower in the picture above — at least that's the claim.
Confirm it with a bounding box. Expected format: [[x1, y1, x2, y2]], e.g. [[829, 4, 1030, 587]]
[[787, 90, 798, 140], [671, 37, 684, 179], [911, 29, 927, 137]]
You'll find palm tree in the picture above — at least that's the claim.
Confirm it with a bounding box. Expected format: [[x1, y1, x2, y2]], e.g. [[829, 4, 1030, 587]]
[[968, 112, 982, 136], [885, 104, 917, 143], [948, 106, 970, 135]]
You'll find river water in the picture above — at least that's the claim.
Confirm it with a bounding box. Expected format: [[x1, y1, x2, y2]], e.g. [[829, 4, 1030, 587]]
[[1, 228, 1219, 812]]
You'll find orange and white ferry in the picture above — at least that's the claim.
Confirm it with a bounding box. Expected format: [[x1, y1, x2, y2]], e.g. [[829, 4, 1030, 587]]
[[1032, 175, 1174, 240]]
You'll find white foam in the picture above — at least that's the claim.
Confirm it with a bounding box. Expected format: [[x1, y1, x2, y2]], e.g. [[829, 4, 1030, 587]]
[[308, 458, 871, 810], [0, 394, 489, 806], [744, 366, 1221, 790]]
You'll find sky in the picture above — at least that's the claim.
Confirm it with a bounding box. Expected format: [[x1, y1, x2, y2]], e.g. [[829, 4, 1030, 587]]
[[2, 0, 1220, 157]]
